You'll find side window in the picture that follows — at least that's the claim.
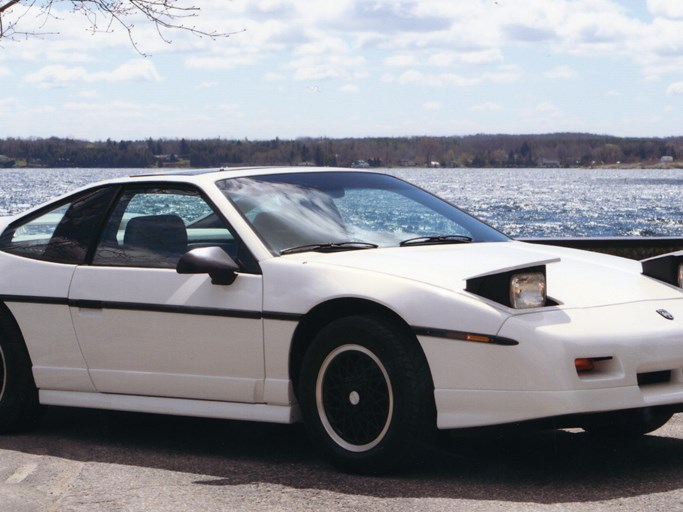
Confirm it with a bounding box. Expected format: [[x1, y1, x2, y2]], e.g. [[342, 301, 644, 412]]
[[0, 187, 117, 264], [92, 187, 236, 269]]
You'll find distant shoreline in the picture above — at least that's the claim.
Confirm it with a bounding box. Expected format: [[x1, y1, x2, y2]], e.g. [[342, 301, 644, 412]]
[[1, 133, 682, 169], [4, 163, 683, 170]]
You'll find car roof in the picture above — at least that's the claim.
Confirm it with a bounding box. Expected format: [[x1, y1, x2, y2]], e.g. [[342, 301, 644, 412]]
[[127, 166, 374, 181], [131, 166, 277, 178]]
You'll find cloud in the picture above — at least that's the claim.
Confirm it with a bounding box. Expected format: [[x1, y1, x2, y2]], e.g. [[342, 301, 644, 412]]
[[531, 102, 562, 117], [0, 98, 15, 110], [6, 0, 683, 139], [184, 52, 262, 71], [197, 81, 220, 89], [264, 72, 286, 82], [384, 54, 418, 67], [16, 0, 663, 87], [642, 54, 683, 81], [24, 60, 161, 88], [666, 82, 683, 96], [110, 60, 162, 82], [65, 100, 140, 111], [544, 65, 577, 79], [647, 0, 683, 19], [217, 103, 242, 113], [342, 1, 451, 33], [78, 89, 100, 99], [289, 53, 367, 81], [294, 32, 350, 57], [428, 49, 503, 67], [423, 101, 441, 111], [470, 102, 503, 112], [340, 84, 360, 93], [504, 23, 557, 42], [398, 70, 479, 87], [640, 19, 683, 62], [483, 65, 522, 84], [63, 101, 153, 120], [286, 0, 355, 24], [25, 65, 89, 87]]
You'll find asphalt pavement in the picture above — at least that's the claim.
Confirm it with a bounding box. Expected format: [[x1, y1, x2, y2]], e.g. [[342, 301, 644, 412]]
[[2, 406, 683, 511]]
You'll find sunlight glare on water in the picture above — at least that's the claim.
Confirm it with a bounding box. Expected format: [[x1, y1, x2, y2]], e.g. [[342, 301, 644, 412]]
[[2, 167, 683, 238]]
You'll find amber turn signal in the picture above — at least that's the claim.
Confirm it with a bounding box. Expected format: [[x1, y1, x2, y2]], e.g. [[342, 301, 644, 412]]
[[574, 358, 595, 373], [465, 334, 491, 343]]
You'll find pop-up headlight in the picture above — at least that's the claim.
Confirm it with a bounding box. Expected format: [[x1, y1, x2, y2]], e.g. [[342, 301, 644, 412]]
[[466, 265, 549, 309], [642, 251, 683, 288], [510, 272, 546, 309]]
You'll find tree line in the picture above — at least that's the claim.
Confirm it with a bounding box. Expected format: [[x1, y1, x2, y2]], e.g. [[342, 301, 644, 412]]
[[1, 133, 682, 169]]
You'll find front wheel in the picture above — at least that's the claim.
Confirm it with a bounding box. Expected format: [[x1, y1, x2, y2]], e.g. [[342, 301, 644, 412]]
[[298, 315, 434, 473]]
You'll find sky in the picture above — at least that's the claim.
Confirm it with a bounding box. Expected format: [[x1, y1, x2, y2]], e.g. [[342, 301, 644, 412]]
[[1, 0, 683, 141]]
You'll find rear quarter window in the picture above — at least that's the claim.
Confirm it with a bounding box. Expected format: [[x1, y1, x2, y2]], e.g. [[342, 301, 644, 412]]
[[0, 187, 117, 264]]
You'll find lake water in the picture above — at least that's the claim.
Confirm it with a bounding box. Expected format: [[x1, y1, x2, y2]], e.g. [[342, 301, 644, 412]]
[[1, 167, 683, 238]]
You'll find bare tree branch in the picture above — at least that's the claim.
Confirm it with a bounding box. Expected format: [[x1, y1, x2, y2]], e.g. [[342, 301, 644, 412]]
[[0, 0, 23, 14], [0, 0, 242, 53]]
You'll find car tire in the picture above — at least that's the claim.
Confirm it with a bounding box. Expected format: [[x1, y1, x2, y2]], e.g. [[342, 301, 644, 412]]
[[0, 315, 43, 434], [582, 407, 673, 437], [298, 315, 434, 474]]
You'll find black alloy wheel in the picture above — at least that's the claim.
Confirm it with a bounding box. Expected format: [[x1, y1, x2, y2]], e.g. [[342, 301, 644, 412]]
[[299, 315, 435, 473], [316, 343, 393, 452]]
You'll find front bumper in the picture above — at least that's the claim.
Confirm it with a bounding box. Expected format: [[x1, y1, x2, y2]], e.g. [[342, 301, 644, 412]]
[[418, 298, 683, 430], [433, 383, 683, 429]]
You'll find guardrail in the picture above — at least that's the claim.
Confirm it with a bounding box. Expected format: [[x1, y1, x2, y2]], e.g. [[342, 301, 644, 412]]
[[520, 237, 683, 260]]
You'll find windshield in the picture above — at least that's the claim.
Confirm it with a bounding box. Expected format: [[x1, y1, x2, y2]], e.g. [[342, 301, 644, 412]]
[[216, 172, 509, 254]]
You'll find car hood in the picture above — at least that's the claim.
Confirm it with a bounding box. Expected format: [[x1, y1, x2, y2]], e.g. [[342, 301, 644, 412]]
[[285, 241, 683, 308]]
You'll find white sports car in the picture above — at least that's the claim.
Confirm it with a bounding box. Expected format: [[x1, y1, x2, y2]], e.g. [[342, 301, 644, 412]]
[[1, 167, 683, 472]]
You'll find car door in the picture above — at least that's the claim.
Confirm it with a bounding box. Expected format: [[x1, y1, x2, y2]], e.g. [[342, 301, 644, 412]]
[[68, 184, 264, 404]]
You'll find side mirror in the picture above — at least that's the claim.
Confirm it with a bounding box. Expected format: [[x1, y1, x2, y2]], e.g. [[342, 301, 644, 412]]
[[177, 246, 240, 285]]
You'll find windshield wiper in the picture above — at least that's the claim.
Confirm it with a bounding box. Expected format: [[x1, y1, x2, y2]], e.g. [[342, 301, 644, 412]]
[[280, 241, 379, 255], [399, 235, 473, 247]]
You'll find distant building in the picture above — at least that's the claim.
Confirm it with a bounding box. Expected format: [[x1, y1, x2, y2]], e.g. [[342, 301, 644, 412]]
[[539, 158, 561, 168], [351, 160, 370, 168], [154, 154, 176, 163], [661, 156, 674, 163], [0, 155, 15, 168]]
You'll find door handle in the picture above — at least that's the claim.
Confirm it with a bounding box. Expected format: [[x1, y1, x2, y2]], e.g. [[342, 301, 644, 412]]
[[71, 299, 104, 310]]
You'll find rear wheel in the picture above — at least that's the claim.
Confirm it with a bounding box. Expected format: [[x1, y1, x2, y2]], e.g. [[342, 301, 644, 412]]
[[299, 315, 434, 473], [0, 317, 43, 433], [582, 407, 673, 437]]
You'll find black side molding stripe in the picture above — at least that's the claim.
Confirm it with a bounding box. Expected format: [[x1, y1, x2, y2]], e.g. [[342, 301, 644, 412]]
[[0, 295, 69, 306], [1, 294, 302, 322], [77, 301, 263, 319], [412, 326, 519, 346]]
